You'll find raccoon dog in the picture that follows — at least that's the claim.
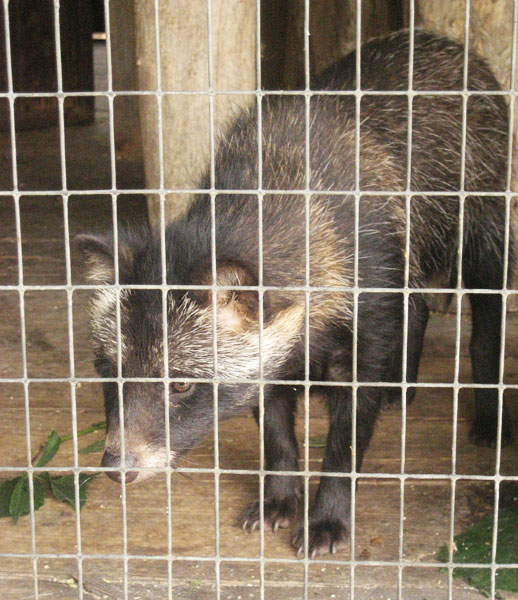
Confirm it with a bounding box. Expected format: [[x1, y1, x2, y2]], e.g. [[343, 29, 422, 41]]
[[78, 30, 514, 557]]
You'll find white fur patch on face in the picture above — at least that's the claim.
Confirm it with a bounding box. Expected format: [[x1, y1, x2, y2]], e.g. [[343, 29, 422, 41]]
[[168, 295, 305, 381], [91, 283, 304, 383], [168, 296, 216, 378], [216, 303, 305, 380], [214, 298, 246, 332], [83, 255, 114, 284], [89, 288, 130, 362], [132, 445, 176, 482]]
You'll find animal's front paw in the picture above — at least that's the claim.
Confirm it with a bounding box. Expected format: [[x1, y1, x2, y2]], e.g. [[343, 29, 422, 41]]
[[469, 413, 513, 448], [239, 495, 301, 533], [291, 518, 348, 558]]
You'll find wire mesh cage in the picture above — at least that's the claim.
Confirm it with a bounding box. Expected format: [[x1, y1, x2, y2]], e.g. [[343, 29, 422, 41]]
[[0, 1, 517, 599]]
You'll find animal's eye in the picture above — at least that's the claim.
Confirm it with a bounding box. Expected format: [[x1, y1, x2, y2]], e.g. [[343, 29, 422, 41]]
[[172, 382, 193, 393]]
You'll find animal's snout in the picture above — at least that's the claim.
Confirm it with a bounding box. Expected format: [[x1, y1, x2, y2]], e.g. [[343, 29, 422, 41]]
[[101, 449, 140, 484]]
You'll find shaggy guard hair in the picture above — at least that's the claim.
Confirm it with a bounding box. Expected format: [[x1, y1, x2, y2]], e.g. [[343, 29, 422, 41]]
[[78, 29, 514, 559]]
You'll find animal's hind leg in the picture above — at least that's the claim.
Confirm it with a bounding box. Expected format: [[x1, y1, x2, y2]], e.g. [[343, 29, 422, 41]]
[[467, 291, 513, 446], [239, 385, 302, 532], [384, 294, 429, 407]]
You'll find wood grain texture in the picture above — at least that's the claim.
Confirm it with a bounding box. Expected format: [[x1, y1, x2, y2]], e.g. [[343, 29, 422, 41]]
[[135, 0, 257, 223]]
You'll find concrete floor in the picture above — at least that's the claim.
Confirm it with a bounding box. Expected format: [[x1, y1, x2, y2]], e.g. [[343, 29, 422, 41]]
[[0, 42, 517, 600]]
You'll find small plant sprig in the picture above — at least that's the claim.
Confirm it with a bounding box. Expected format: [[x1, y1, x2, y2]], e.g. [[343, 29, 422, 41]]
[[0, 422, 105, 524], [437, 509, 518, 597]]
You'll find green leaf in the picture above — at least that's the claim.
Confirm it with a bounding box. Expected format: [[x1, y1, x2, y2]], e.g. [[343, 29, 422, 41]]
[[0, 478, 18, 518], [1, 422, 105, 524], [60, 422, 106, 443], [48, 473, 97, 509], [34, 431, 61, 468], [437, 509, 518, 596], [79, 439, 105, 454], [89, 421, 106, 431], [9, 476, 45, 524]]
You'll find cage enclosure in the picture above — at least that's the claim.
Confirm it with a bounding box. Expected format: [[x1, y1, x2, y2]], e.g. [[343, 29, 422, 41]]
[[0, 1, 517, 599]]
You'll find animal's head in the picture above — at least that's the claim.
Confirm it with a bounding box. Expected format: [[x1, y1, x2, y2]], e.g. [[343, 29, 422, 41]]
[[76, 228, 304, 483]]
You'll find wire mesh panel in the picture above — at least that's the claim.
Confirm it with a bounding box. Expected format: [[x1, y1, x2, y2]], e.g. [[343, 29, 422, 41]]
[[0, 1, 517, 599]]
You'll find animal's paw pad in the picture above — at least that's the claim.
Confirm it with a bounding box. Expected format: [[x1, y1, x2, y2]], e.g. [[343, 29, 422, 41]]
[[239, 496, 300, 533], [291, 519, 348, 559]]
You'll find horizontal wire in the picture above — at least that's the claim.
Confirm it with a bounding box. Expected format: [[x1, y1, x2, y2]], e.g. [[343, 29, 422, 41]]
[[0, 284, 515, 294], [1, 552, 517, 569], [1, 188, 516, 196], [1, 88, 517, 98], [0, 466, 516, 481], [0, 377, 516, 388]]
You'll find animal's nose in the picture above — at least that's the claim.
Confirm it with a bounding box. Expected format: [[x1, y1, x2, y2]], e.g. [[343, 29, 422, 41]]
[[101, 450, 139, 484]]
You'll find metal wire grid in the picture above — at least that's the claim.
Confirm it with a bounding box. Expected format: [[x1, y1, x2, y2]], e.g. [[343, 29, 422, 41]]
[[0, 0, 517, 599]]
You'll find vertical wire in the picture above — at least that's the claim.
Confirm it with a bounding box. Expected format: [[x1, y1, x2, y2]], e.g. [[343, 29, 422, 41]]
[[302, 1, 311, 596], [491, 1, 518, 595], [449, 3, 471, 599], [4, 0, 39, 596], [495, 0, 518, 489], [150, 1, 174, 597], [52, 1, 84, 597], [255, 0, 265, 597], [397, 4, 414, 599], [104, 1, 117, 193], [351, 1, 362, 597], [2, 1, 39, 597], [103, 2, 129, 597], [205, 1, 221, 597]]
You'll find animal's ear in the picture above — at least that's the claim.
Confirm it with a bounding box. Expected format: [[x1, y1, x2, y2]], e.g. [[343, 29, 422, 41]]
[[215, 262, 259, 331], [264, 302, 305, 359], [76, 233, 133, 284], [197, 261, 259, 331], [214, 301, 305, 380]]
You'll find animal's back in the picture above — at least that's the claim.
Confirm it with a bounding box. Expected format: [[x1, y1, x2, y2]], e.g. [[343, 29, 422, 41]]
[[316, 29, 510, 284], [200, 29, 510, 294]]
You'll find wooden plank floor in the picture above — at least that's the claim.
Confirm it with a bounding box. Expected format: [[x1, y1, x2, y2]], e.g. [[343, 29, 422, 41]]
[[1, 193, 518, 599]]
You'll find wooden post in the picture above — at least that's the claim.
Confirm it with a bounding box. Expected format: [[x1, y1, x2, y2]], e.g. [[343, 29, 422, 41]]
[[109, 0, 144, 184], [134, 0, 257, 223], [261, 0, 403, 90]]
